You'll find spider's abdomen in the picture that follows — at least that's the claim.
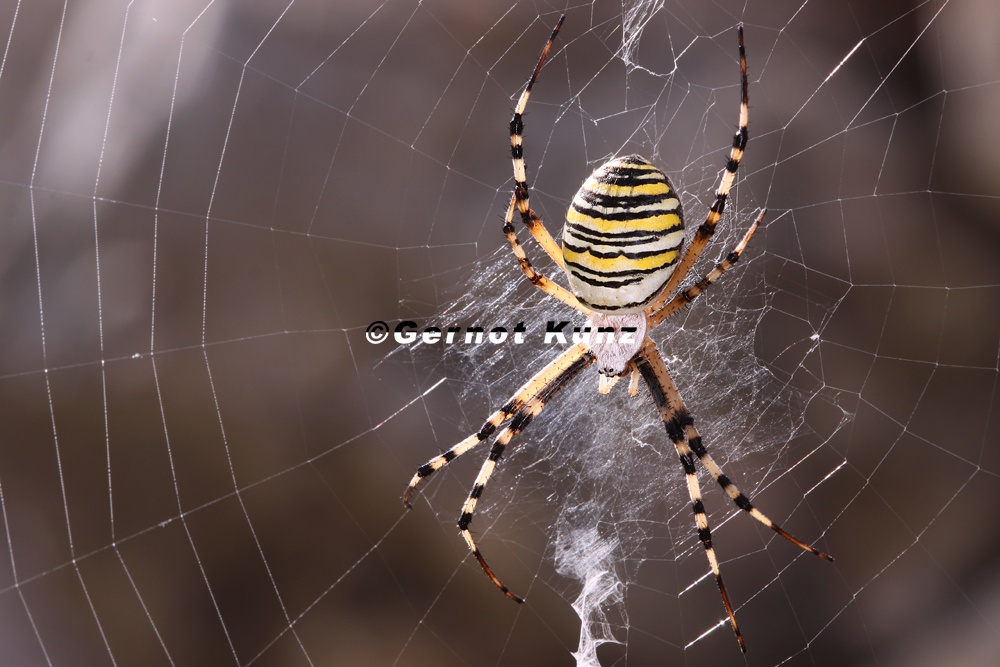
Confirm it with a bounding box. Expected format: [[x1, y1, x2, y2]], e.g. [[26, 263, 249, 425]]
[[561, 155, 684, 313]]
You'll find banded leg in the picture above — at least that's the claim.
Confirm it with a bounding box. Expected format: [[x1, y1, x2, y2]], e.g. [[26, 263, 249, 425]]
[[635, 338, 746, 652], [643, 339, 832, 561], [646, 24, 749, 316], [648, 208, 763, 327], [502, 196, 592, 315], [680, 414, 833, 561], [458, 345, 594, 602], [404, 342, 591, 508], [509, 15, 567, 270], [504, 16, 592, 315], [637, 340, 833, 651]]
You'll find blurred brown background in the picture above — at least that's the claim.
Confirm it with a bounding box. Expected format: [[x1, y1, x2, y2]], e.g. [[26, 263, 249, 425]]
[[1, 0, 999, 665]]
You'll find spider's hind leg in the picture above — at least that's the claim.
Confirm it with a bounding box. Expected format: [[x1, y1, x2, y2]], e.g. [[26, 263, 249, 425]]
[[648, 209, 763, 328], [645, 24, 750, 317]]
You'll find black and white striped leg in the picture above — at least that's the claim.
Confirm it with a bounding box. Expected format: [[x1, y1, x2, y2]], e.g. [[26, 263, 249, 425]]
[[636, 338, 834, 651], [458, 345, 594, 602], [502, 16, 591, 314], [649, 209, 763, 327], [404, 409, 509, 510], [635, 338, 746, 652], [680, 417, 833, 562], [646, 24, 749, 316], [508, 15, 567, 270], [404, 343, 592, 508], [502, 196, 591, 315], [642, 339, 832, 561]]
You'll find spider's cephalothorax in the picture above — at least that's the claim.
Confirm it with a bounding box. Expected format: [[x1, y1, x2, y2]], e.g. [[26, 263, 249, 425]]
[[403, 17, 832, 654], [562, 155, 684, 314]]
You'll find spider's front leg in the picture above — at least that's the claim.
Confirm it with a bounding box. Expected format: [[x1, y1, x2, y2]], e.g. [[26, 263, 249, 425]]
[[635, 337, 832, 653], [456, 344, 594, 602], [402, 339, 594, 602], [634, 338, 746, 651], [403, 342, 592, 508]]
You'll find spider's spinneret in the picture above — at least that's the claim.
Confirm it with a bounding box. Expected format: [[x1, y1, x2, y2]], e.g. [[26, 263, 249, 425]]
[[561, 155, 684, 313]]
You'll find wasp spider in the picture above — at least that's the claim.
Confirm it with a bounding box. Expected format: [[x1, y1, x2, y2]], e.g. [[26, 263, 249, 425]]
[[403, 16, 832, 652]]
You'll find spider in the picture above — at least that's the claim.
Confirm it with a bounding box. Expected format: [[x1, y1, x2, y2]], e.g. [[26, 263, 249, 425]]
[[403, 16, 832, 653]]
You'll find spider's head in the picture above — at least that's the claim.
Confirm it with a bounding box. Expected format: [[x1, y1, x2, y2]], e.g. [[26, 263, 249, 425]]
[[587, 312, 646, 377]]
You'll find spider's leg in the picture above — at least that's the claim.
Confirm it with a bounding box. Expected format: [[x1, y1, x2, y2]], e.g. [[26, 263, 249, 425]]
[[649, 209, 763, 327], [646, 25, 749, 316], [458, 343, 594, 602], [682, 416, 833, 561], [502, 196, 592, 315], [638, 338, 833, 561], [503, 18, 592, 315], [404, 342, 591, 508], [635, 338, 746, 652], [509, 15, 567, 270]]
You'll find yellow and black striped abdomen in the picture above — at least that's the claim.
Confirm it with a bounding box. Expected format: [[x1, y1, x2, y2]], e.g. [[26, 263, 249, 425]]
[[561, 155, 684, 313]]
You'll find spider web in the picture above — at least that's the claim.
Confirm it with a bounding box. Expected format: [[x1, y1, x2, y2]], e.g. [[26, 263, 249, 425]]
[[1, 0, 998, 666]]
